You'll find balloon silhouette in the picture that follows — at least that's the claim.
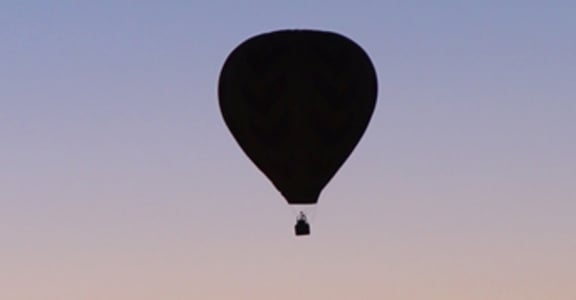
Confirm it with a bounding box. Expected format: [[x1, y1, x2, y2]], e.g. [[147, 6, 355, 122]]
[[218, 29, 377, 209]]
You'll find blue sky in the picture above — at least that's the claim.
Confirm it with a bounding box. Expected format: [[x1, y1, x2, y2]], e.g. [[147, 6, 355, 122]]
[[1, 1, 575, 299]]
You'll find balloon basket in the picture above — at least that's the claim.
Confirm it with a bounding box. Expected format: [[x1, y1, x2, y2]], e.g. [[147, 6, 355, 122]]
[[295, 220, 311, 236]]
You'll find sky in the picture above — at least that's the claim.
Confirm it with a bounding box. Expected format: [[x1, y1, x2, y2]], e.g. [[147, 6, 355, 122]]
[[1, 1, 575, 299]]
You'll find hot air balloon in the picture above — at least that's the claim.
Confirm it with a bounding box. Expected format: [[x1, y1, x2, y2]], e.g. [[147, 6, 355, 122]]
[[218, 29, 378, 236]]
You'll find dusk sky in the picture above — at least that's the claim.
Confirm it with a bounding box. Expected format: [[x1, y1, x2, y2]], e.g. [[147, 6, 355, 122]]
[[1, 1, 575, 299]]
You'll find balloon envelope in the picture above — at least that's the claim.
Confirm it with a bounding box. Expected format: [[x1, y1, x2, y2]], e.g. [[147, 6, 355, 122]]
[[218, 29, 377, 205]]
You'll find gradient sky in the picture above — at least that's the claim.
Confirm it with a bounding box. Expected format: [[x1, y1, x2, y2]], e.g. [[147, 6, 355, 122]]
[[1, 1, 575, 299]]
